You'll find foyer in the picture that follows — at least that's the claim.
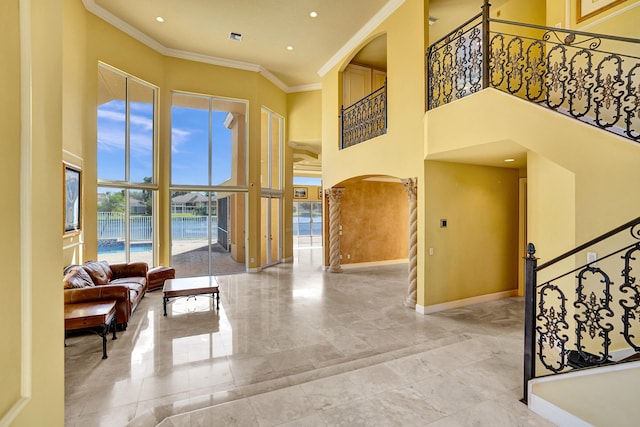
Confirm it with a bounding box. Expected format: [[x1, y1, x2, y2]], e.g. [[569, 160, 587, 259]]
[[64, 248, 552, 426]]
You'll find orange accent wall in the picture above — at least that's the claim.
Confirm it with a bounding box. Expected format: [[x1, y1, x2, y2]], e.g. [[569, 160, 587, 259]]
[[339, 180, 409, 264]]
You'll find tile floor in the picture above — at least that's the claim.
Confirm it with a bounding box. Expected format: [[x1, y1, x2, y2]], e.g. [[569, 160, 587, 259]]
[[64, 248, 555, 426]]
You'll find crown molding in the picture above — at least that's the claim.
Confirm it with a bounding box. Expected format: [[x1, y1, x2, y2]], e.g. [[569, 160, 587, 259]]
[[288, 83, 323, 93], [82, 0, 291, 92], [317, 0, 405, 78]]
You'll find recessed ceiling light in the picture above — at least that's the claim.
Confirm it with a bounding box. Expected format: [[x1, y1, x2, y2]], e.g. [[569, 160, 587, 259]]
[[156, 16, 165, 23], [310, 11, 318, 18], [287, 45, 294, 51], [504, 158, 515, 163]]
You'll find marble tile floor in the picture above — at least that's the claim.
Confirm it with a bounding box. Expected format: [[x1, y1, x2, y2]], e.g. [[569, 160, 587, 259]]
[[64, 248, 555, 426]]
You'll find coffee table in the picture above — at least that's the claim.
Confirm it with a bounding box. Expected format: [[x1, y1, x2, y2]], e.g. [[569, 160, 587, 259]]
[[64, 300, 117, 359], [163, 276, 220, 316]]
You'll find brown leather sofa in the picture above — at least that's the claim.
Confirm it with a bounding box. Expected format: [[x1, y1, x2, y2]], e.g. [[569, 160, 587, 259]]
[[63, 261, 148, 329]]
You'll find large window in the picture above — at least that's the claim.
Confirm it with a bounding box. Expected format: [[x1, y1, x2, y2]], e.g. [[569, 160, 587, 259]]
[[97, 63, 157, 264], [170, 92, 248, 277]]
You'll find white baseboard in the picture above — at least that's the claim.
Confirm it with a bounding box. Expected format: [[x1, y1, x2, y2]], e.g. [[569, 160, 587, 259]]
[[247, 267, 261, 273], [416, 289, 518, 314], [339, 258, 408, 270]]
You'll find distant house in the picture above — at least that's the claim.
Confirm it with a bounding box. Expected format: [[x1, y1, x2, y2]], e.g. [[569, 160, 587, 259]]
[[130, 198, 148, 215], [171, 192, 216, 215]]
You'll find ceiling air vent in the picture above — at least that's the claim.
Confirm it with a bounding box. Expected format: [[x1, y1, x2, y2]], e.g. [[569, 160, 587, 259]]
[[229, 32, 243, 42]]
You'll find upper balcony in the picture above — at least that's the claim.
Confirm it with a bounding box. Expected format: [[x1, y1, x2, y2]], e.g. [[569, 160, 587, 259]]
[[426, 0, 640, 143], [339, 35, 388, 150]]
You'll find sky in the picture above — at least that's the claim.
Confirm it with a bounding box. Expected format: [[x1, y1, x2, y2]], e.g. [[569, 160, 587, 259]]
[[98, 101, 232, 187], [97, 99, 321, 190]]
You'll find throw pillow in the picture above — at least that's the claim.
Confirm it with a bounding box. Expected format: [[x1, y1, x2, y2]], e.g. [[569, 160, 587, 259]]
[[63, 266, 94, 289], [83, 261, 113, 285]]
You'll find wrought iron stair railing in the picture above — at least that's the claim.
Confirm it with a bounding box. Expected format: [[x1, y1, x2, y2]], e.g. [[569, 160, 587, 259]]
[[427, 0, 640, 142], [340, 80, 387, 149], [522, 216, 640, 404]]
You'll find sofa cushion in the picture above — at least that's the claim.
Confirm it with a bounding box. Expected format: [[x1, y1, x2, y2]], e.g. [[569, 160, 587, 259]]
[[63, 266, 94, 289], [83, 261, 113, 285], [110, 277, 146, 288]]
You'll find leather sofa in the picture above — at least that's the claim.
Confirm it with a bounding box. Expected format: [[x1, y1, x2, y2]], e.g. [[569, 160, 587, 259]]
[[63, 261, 148, 329]]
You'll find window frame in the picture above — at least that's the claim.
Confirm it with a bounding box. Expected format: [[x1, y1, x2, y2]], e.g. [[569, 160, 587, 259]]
[[97, 62, 159, 265]]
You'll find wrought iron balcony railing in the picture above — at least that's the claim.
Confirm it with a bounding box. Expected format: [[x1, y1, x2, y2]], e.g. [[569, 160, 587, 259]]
[[427, 0, 640, 142], [340, 81, 387, 149], [522, 216, 640, 403]]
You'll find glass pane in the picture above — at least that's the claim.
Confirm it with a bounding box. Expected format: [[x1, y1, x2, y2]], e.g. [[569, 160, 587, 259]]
[[171, 94, 210, 186], [129, 189, 153, 265], [97, 67, 126, 181], [270, 198, 280, 261], [260, 109, 269, 188], [270, 114, 282, 190], [312, 202, 323, 236], [97, 187, 126, 263], [170, 191, 211, 277], [292, 202, 300, 236], [211, 110, 232, 186], [260, 197, 268, 265], [129, 80, 155, 183]]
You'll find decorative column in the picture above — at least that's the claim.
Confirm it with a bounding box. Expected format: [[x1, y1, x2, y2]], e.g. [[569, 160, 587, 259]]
[[327, 187, 345, 273], [402, 177, 418, 308]]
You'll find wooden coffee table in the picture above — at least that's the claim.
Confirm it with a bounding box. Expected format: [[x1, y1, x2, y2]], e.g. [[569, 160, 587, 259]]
[[64, 300, 117, 359], [163, 276, 220, 316]]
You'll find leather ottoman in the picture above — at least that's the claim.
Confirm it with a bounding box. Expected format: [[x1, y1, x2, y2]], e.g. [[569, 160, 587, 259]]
[[147, 266, 175, 291]]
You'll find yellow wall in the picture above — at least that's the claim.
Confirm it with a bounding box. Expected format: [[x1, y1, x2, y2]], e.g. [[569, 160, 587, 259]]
[[322, 0, 425, 187], [427, 89, 640, 247], [424, 161, 520, 305], [62, 0, 89, 266], [1, 0, 65, 425], [287, 90, 322, 144], [339, 180, 409, 264], [1, 0, 24, 421]]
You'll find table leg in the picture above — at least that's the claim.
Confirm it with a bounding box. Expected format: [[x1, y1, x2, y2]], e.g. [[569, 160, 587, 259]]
[[111, 316, 117, 341], [216, 291, 220, 309], [101, 323, 109, 359], [163, 295, 168, 316]]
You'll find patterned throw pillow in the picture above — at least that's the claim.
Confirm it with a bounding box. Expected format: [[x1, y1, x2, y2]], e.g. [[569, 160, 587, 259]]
[[63, 266, 94, 289], [83, 261, 113, 286]]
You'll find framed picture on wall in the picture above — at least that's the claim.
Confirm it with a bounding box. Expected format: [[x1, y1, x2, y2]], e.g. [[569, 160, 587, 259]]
[[577, 0, 627, 22], [64, 162, 82, 235], [293, 187, 308, 199]]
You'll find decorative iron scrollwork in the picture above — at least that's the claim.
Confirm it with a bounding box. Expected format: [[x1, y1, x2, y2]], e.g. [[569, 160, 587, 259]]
[[620, 243, 640, 350], [536, 283, 570, 373], [340, 83, 387, 149], [428, 18, 484, 110], [574, 266, 614, 365]]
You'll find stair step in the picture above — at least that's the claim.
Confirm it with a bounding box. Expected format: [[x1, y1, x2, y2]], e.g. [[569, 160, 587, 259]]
[[127, 333, 473, 426]]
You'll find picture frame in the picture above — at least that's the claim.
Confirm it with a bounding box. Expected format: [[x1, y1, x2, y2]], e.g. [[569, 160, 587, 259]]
[[293, 187, 308, 199], [64, 162, 82, 235], [577, 0, 627, 23]]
